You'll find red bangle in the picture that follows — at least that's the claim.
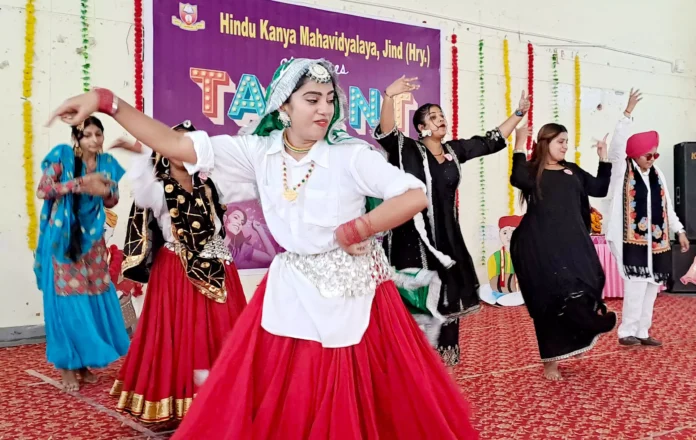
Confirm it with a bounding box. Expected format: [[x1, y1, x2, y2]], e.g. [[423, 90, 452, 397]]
[[357, 216, 376, 238], [336, 219, 360, 247], [95, 88, 118, 116], [336, 216, 376, 248], [345, 219, 361, 246]]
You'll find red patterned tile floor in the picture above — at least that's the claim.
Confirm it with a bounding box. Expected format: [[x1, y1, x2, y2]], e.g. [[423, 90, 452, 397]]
[[1, 294, 695, 439]]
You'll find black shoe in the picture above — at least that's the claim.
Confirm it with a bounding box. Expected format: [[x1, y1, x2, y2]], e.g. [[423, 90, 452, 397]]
[[619, 336, 641, 346], [637, 337, 662, 347]]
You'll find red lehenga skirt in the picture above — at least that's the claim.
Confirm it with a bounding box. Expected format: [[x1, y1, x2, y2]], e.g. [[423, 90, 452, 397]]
[[172, 276, 479, 440], [110, 248, 247, 423]]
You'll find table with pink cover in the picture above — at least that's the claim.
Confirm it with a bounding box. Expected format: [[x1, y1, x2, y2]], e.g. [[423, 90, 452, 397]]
[[592, 235, 624, 299]]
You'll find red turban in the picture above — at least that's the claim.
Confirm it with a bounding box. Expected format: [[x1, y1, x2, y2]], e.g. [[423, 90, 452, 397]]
[[626, 131, 659, 159], [499, 215, 522, 229]]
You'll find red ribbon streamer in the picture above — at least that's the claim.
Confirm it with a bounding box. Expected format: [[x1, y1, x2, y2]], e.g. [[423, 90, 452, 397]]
[[452, 34, 460, 211], [134, 0, 144, 112], [526, 42, 534, 159]]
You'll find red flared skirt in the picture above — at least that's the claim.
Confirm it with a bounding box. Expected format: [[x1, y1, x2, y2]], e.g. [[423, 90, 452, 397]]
[[172, 276, 478, 439], [110, 248, 247, 423]]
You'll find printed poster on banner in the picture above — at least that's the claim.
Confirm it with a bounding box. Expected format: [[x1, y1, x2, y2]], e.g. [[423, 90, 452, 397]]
[[146, 0, 441, 271]]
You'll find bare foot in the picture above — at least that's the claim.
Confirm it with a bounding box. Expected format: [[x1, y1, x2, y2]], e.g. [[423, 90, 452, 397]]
[[60, 369, 80, 392], [543, 362, 562, 381], [79, 368, 98, 384]]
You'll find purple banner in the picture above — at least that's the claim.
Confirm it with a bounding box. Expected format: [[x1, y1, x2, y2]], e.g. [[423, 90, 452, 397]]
[[148, 0, 441, 269]]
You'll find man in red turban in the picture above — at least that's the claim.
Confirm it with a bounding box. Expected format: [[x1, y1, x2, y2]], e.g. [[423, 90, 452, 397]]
[[605, 90, 689, 348], [625, 130, 659, 160]]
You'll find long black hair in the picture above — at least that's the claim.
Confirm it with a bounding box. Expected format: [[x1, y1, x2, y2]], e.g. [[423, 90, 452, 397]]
[[412, 103, 443, 138], [521, 123, 568, 204], [68, 116, 104, 261]]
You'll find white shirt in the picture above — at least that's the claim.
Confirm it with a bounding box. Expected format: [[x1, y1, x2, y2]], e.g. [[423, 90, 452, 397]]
[[184, 129, 426, 347], [606, 116, 684, 284], [126, 146, 222, 242]]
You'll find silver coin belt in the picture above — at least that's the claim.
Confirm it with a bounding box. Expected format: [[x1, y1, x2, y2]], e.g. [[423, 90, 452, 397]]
[[165, 235, 233, 264], [281, 238, 393, 299]]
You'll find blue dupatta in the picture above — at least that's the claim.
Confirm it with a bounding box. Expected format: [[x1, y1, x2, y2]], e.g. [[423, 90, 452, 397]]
[[33, 144, 125, 290]]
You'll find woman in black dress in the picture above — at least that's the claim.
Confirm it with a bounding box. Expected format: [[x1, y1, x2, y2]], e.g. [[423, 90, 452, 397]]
[[510, 123, 617, 380], [374, 75, 530, 371]]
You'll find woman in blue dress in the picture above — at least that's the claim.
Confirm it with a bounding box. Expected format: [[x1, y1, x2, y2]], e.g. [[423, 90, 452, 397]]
[[34, 116, 130, 391]]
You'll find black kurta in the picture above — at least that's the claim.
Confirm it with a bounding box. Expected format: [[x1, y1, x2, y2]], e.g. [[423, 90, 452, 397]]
[[509, 152, 615, 361], [374, 125, 507, 366]]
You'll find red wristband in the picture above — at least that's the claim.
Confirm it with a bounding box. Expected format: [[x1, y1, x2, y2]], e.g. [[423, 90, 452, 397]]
[[95, 88, 118, 116], [336, 216, 376, 248]]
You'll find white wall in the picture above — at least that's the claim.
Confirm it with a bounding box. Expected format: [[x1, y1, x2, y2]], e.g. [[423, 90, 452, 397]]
[[2, 0, 695, 329]]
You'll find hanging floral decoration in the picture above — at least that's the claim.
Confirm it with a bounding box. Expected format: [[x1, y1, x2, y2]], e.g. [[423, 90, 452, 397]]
[[451, 34, 460, 212], [526, 42, 535, 159], [574, 54, 582, 165], [478, 39, 487, 266], [134, 0, 144, 111], [503, 38, 514, 216], [22, 0, 38, 250], [80, 0, 91, 92], [552, 52, 560, 123]]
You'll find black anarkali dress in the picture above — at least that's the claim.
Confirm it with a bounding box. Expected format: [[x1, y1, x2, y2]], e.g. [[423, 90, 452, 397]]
[[509, 152, 616, 361], [374, 125, 507, 366]]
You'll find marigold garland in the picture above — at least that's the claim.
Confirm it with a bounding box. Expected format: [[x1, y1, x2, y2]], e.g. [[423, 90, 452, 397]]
[[451, 34, 460, 212], [526, 42, 535, 159], [503, 38, 514, 216], [80, 0, 90, 91], [134, 0, 144, 111], [478, 39, 487, 266], [552, 52, 560, 123], [22, 0, 38, 250], [574, 54, 581, 164]]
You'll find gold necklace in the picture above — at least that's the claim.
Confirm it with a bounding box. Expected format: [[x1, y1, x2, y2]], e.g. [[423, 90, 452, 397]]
[[282, 159, 315, 202], [283, 132, 312, 154]]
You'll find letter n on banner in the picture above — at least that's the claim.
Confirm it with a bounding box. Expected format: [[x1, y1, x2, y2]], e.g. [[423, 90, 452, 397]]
[[349, 86, 381, 135], [190, 68, 236, 125]]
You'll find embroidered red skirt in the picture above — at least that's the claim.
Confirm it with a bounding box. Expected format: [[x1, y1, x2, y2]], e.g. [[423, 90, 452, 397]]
[[110, 248, 247, 423], [171, 276, 478, 439]]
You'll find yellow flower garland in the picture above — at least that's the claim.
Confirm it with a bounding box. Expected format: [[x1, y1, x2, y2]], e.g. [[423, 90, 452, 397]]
[[23, 0, 38, 250], [503, 38, 514, 215], [574, 55, 581, 165]]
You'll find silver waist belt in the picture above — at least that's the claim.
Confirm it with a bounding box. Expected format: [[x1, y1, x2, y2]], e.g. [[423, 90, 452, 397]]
[[280, 239, 392, 299]]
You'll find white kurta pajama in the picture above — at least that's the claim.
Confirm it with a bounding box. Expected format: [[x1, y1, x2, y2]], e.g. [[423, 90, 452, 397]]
[[606, 117, 685, 339]]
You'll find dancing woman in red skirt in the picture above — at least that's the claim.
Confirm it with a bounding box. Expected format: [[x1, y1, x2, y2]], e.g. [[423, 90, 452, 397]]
[[48, 58, 478, 439], [107, 121, 247, 423]]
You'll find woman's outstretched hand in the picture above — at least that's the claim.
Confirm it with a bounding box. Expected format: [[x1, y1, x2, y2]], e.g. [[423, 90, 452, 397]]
[[595, 133, 609, 160], [517, 91, 531, 115], [110, 138, 143, 154], [46, 90, 100, 127], [385, 75, 419, 98], [514, 123, 532, 151]]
